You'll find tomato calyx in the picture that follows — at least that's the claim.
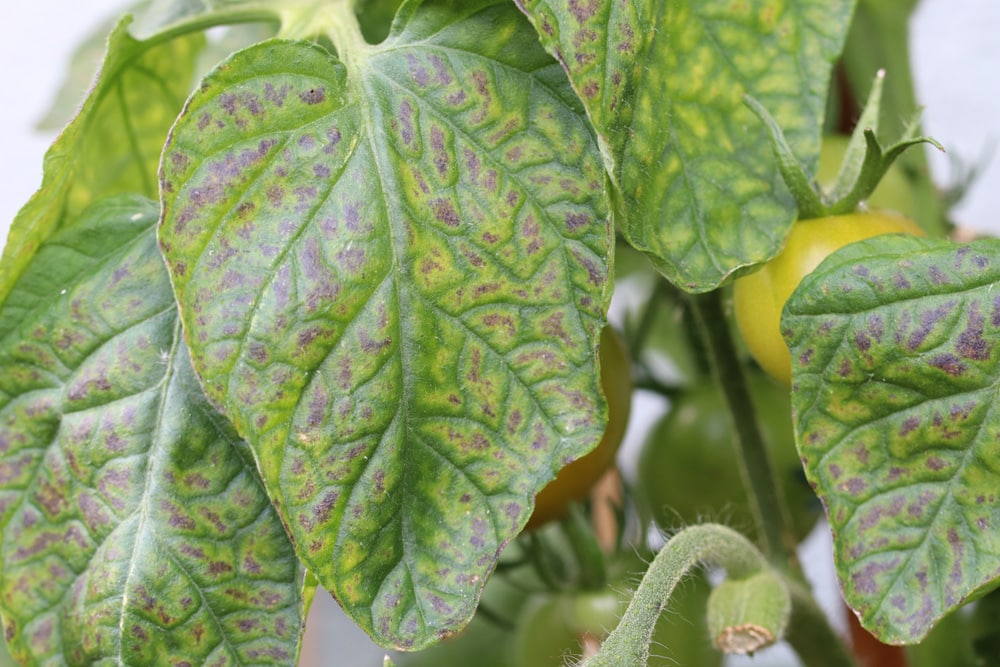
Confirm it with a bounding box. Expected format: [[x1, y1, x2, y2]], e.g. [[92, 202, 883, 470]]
[[745, 70, 942, 223]]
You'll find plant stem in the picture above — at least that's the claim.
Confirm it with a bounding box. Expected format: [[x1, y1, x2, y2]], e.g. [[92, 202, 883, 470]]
[[581, 524, 769, 667], [687, 291, 857, 667], [687, 290, 796, 565], [785, 580, 858, 667]]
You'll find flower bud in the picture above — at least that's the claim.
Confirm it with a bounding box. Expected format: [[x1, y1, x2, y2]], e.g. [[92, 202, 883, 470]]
[[707, 569, 790, 655]]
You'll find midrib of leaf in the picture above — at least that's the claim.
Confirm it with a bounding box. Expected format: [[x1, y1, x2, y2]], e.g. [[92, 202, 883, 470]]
[[359, 48, 595, 459]]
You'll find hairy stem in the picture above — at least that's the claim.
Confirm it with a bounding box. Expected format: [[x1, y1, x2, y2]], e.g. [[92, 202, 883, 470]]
[[687, 290, 796, 564], [581, 524, 767, 667]]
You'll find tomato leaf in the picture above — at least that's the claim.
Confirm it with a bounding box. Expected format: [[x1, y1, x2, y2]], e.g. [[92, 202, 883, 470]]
[[0, 16, 203, 308], [514, 0, 854, 291], [0, 195, 309, 665], [159, 0, 610, 650], [784, 234, 1000, 644], [130, 0, 278, 39]]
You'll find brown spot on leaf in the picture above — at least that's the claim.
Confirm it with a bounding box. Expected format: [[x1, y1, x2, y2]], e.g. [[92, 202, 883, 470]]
[[359, 331, 391, 354], [398, 100, 415, 145], [300, 88, 326, 105], [957, 302, 991, 361], [568, 0, 600, 21], [541, 312, 571, 346], [407, 54, 430, 87], [208, 560, 234, 576], [433, 199, 460, 227], [899, 416, 921, 436], [930, 353, 966, 377]]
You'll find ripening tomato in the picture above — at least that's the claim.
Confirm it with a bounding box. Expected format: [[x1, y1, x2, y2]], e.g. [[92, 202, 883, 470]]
[[732, 212, 924, 386], [525, 326, 632, 530]]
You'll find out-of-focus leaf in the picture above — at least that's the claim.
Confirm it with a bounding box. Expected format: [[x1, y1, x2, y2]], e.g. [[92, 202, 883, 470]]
[[0, 195, 309, 665], [356, 0, 406, 44], [784, 234, 1000, 644], [35, 7, 125, 132], [0, 17, 203, 308], [195, 22, 279, 79], [515, 0, 855, 291], [130, 0, 279, 39], [158, 0, 611, 650]]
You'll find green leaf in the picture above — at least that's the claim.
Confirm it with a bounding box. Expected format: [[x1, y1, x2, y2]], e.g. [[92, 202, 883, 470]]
[[0, 195, 309, 665], [356, 0, 406, 44], [783, 234, 1000, 644], [34, 10, 119, 132], [130, 0, 280, 40], [158, 0, 610, 650], [0, 17, 203, 309], [515, 0, 855, 291]]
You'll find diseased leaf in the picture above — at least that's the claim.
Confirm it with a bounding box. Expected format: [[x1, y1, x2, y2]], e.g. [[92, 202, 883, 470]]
[[159, 0, 610, 650], [0, 17, 203, 309], [0, 195, 309, 665], [515, 0, 854, 291], [784, 234, 1000, 644]]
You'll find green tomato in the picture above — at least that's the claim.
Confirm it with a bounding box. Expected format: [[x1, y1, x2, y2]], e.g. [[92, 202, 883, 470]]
[[637, 374, 820, 542], [512, 564, 721, 667], [526, 326, 632, 530], [733, 212, 924, 386]]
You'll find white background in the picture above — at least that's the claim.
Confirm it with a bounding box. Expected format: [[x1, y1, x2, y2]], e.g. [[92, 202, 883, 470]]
[[0, 2, 997, 666], [1, 1, 997, 237]]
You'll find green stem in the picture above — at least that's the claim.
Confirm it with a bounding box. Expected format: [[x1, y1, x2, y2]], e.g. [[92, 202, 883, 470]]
[[785, 580, 858, 667], [685, 294, 856, 667], [560, 503, 608, 590], [687, 290, 795, 564], [581, 524, 768, 667]]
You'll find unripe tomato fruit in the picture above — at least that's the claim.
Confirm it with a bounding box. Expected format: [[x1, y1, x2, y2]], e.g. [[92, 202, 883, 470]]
[[637, 373, 820, 542], [525, 327, 632, 530], [733, 212, 923, 386]]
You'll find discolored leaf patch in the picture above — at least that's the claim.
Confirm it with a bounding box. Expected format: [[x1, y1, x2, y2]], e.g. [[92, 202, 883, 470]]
[[515, 0, 854, 291], [158, 0, 610, 650], [784, 234, 1000, 644], [0, 195, 307, 665], [0, 17, 204, 310]]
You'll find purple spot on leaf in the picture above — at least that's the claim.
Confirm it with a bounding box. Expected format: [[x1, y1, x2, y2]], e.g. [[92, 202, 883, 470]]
[[300, 88, 326, 105]]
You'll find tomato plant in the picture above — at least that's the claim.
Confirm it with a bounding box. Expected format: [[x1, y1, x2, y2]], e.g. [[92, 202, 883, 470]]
[[1, 0, 995, 666], [526, 326, 632, 530], [733, 212, 924, 385], [818, 135, 916, 218], [637, 373, 820, 542], [511, 558, 720, 667]]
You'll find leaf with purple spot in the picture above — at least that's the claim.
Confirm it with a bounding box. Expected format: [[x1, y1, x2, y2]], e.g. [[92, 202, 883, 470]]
[[158, 0, 610, 651], [784, 234, 1000, 644], [0, 195, 308, 665], [0, 17, 204, 310], [514, 0, 854, 291]]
